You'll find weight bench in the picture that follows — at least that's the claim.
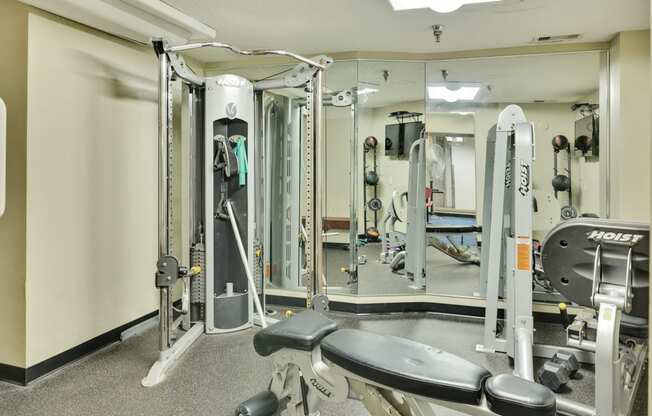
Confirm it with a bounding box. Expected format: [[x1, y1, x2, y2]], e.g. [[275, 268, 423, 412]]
[[237, 310, 556, 416]]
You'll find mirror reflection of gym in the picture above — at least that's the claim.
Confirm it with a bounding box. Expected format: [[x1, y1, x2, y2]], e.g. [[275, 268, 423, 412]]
[[423, 51, 605, 300], [351, 61, 427, 296]]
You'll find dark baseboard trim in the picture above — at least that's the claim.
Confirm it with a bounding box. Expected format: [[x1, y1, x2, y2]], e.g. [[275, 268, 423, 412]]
[[0, 363, 27, 386], [265, 295, 564, 323], [0, 309, 159, 386]]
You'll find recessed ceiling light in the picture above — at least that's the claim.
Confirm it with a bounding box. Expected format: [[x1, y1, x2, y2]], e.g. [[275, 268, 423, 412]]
[[446, 136, 464, 143], [428, 84, 482, 102], [388, 0, 500, 13]]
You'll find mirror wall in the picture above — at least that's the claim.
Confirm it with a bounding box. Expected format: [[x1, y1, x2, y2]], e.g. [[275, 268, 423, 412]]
[[351, 61, 426, 295], [424, 51, 605, 299], [213, 50, 608, 305]]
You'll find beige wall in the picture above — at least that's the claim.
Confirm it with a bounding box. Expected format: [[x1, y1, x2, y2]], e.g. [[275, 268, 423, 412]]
[[0, 0, 28, 369], [609, 30, 651, 221], [24, 11, 160, 365]]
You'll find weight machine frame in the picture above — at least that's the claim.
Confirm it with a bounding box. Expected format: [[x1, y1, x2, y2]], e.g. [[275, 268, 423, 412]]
[[143, 39, 328, 387]]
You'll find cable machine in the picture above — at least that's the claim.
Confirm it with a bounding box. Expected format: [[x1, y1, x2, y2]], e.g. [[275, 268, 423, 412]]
[[143, 39, 329, 387]]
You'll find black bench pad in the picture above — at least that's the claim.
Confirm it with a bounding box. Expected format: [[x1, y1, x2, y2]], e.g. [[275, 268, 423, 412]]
[[253, 311, 337, 357], [484, 374, 556, 416], [321, 329, 491, 404]]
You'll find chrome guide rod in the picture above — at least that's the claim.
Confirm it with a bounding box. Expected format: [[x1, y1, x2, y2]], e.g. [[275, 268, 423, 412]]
[[166, 43, 326, 70], [556, 397, 596, 416], [348, 102, 358, 279], [225, 201, 267, 328], [313, 69, 325, 296], [158, 50, 171, 352]]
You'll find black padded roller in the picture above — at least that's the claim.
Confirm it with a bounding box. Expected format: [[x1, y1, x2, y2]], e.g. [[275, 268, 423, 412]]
[[235, 391, 279, 416]]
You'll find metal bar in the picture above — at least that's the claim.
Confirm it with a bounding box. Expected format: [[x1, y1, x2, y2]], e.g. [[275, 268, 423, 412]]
[[159, 288, 170, 350], [158, 50, 170, 257], [478, 127, 509, 352], [556, 397, 596, 416], [157, 50, 171, 352], [304, 84, 314, 308], [595, 303, 620, 415], [624, 246, 633, 313], [313, 70, 325, 295], [515, 327, 534, 381], [225, 201, 267, 328], [348, 102, 359, 280], [166, 42, 326, 69], [590, 244, 602, 306]]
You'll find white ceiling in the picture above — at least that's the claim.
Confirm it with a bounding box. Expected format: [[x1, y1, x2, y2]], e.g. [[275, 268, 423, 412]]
[[163, 0, 649, 62]]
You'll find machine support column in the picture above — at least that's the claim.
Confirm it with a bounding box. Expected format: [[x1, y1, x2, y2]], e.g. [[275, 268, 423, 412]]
[[595, 302, 620, 416], [157, 50, 172, 352], [313, 70, 325, 296]]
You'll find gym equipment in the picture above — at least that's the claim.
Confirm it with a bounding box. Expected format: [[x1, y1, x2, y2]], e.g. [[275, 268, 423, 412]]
[[551, 351, 580, 377], [427, 235, 480, 266], [143, 39, 329, 387], [364, 135, 378, 150], [552, 174, 571, 192], [263, 86, 349, 291], [363, 133, 380, 241], [560, 205, 578, 220], [474, 105, 562, 304], [537, 360, 570, 392], [379, 191, 406, 264], [541, 219, 649, 416], [573, 106, 600, 158], [364, 170, 379, 185], [477, 107, 583, 391], [236, 310, 557, 416], [536, 350, 580, 392], [477, 105, 536, 355], [552, 134, 570, 152], [551, 134, 576, 219], [574, 135, 593, 154], [365, 226, 380, 239], [405, 131, 427, 288], [367, 197, 382, 211]]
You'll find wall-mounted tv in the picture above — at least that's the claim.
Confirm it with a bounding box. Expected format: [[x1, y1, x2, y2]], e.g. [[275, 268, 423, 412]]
[[385, 121, 424, 158]]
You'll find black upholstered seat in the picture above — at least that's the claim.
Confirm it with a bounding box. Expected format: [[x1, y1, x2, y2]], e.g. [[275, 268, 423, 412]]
[[253, 311, 337, 357], [484, 374, 556, 416], [320, 329, 491, 404]]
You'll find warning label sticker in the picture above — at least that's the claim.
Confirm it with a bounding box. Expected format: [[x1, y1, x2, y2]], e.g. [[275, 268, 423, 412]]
[[516, 237, 531, 271]]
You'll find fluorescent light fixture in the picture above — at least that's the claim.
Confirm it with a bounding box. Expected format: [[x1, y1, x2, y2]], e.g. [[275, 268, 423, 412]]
[[388, 0, 500, 13], [446, 136, 464, 143], [358, 87, 379, 95], [18, 0, 216, 44], [428, 84, 482, 102]]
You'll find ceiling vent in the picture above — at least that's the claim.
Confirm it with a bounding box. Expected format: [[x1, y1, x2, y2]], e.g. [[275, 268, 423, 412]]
[[532, 34, 582, 44]]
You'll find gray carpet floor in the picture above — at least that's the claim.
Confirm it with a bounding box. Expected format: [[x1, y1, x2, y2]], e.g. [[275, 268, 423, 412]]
[[0, 312, 647, 416], [325, 243, 483, 296]]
